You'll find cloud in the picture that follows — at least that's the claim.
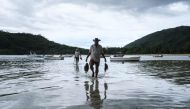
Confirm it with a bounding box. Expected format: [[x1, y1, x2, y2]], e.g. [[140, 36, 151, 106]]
[[168, 2, 189, 12], [56, 0, 189, 12], [0, 0, 190, 48]]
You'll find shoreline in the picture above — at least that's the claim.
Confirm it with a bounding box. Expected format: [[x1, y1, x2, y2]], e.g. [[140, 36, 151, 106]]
[[0, 54, 190, 55]]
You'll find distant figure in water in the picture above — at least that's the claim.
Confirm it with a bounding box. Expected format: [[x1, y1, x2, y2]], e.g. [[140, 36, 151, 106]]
[[86, 38, 106, 78], [74, 48, 82, 65]]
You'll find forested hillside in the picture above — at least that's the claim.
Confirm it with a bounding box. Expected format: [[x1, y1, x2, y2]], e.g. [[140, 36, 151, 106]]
[[0, 31, 88, 55], [124, 26, 190, 54]]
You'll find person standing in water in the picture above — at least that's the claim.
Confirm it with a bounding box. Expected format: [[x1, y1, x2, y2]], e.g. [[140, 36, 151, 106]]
[[74, 48, 82, 65], [86, 38, 106, 78]]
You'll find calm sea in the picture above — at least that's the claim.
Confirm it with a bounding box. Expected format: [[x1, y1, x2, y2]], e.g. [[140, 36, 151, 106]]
[[0, 55, 190, 109]]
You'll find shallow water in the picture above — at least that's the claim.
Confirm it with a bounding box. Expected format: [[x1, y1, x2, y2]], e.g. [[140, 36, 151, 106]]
[[0, 55, 190, 109]]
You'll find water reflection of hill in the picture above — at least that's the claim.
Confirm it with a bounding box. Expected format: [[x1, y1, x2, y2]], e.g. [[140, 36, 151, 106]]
[[140, 61, 190, 85]]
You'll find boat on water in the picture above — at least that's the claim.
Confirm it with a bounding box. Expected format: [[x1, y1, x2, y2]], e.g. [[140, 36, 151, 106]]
[[63, 54, 73, 57], [27, 51, 44, 61], [113, 52, 124, 57], [104, 54, 112, 57], [110, 55, 140, 62], [100, 54, 111, 58], [153, 54, 163, 57], [44, 55, 64, 60]]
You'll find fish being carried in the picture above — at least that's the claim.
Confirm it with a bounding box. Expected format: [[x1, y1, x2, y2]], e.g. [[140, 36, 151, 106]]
[[84, 63, 89, 73], [104, 63, 108, 72]]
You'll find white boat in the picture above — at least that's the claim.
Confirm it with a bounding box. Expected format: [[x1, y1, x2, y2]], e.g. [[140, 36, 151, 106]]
[[27, 51, 44, 61], [153, 54, 163, 57], [113, 54, 124, 57], [100, 54, 111, 58], [110, 55, 140, 62], [44, 55, 64, 60], [63, 54, 73, 57]]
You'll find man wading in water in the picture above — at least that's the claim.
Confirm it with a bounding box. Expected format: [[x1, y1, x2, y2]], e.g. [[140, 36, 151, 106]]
[[86, 38, 107, 78], [74, 48, 82, 65]]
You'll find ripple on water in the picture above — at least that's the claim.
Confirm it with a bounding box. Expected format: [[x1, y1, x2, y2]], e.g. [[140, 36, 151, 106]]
[[0, 56, 190, 109]]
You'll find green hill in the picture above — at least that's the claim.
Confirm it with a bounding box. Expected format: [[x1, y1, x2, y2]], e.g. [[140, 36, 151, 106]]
[[0, 30, 88, 55], [124, 26, 190, 54]]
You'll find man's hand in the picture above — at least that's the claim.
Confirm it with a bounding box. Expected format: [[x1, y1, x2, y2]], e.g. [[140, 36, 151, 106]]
[[86, 52, 91, 62], [101, 53, 107, 62]]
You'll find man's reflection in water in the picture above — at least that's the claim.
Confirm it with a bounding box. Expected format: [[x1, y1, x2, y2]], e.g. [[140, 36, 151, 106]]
[[104, 82, 108, 99], [84, 79, 108, 109], [74, 64, 79, 72]]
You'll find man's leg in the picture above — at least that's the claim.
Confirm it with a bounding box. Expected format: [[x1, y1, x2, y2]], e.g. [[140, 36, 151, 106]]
[[90, 65, 94, 77], [76, 57, 79, 65], [90, 60, 95, 77], [95, 62, 100, 78]]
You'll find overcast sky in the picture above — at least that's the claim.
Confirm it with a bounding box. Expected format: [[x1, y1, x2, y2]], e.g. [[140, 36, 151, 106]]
[[1, 0, 190, 48]]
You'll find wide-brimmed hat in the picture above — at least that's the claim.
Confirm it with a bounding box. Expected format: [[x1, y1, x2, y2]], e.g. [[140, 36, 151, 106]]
[[93, 38, 101, 42]]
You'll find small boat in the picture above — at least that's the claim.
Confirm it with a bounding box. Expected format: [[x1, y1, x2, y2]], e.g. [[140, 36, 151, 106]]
[[28, 51, 36, 57], [63, 54, 73, 58], [27, 51, 44, 61], [100, 54, 111, 58], [153, 54, 163, 57], [110, 55, 140, 62], [113, 54, 124, 57], [105, 54, 111, 57], [44, 55, 64, 60]]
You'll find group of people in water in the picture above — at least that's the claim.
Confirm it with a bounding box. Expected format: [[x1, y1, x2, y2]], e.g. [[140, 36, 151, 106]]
[[74, 38, 107, 78]]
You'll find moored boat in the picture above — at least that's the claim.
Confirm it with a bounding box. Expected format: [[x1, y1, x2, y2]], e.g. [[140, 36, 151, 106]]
[[44, 55, 64, 60], [63, 54, 73, 58], [27, 51, 44, 61], [100, 54, 111, 58], [153, 54, 163, 57], [110, 55, 140, 62]]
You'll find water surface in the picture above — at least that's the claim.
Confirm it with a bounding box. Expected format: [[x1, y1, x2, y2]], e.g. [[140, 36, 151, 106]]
[[0, 55, 190, 109]]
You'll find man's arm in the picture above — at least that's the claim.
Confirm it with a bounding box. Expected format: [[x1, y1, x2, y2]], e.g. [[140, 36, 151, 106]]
[[86, 52, 91, 62], [102, 53, 107, 62], [86, 46, 92, 62], [79, 52, 82, 60], [101, 46, 106, 62]]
